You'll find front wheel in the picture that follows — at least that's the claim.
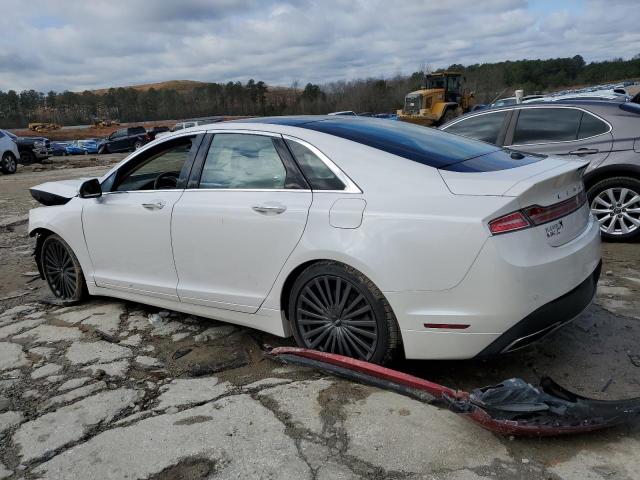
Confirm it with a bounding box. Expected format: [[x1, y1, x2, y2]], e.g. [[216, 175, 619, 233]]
[[588, 176, 640, 242], [41, 234, 87, 303], [19, 150, 35, 165], [289, 261, 399, 364], [1, 152, 17, 174]]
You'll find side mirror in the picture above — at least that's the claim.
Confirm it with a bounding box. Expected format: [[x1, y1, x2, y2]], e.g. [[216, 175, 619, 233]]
[[79, 178, 102, 199]]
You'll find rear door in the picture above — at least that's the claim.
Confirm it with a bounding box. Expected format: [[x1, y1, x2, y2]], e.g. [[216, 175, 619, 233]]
[[505, 106, 613, 165], [171, 131, 312, 313]]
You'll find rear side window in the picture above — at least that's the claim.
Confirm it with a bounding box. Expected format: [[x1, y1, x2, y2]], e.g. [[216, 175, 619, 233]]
[[512, 108, 581, 144], [578, 113, 609, 139], [443, 111, 508, 144], [200, 134, 286, 189], [285, 140, 344, 190]]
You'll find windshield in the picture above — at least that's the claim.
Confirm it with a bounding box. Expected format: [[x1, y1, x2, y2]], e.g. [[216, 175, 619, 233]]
[[426, 76, 445, 89]]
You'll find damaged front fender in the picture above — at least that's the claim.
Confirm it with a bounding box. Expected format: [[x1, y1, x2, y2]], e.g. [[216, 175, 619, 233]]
[[268, 347, 640, 437]]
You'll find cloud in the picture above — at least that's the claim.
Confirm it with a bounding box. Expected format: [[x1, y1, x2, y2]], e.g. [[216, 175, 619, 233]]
[[0, 0, 637, 92]]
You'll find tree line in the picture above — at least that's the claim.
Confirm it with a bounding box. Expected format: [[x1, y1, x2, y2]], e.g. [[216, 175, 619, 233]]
[[1, 55, 639, 129]]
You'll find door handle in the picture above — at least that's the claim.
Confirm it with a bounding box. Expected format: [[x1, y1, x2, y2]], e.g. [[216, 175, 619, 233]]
[[142, 200, 166, 210], [252, 204, 287, 215], [568, 148, 599, 156]]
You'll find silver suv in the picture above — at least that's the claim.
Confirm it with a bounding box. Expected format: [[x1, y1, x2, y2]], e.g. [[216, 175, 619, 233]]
[[441, 100, 640, 241]]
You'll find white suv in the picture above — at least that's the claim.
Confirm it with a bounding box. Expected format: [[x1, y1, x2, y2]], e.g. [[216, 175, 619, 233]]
[[0, 130, 19, 175]]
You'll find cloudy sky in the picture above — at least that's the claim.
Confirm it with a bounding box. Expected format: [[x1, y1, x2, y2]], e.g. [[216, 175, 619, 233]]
[[0, 0, 637, 92]]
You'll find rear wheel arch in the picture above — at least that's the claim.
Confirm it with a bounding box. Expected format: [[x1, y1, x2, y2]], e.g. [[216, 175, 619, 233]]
[[281, 259, 401, 364], [583, 165, 640, 191]]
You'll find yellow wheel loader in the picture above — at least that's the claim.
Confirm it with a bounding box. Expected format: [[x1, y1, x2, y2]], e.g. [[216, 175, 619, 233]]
[[397, 72, 474, 127]]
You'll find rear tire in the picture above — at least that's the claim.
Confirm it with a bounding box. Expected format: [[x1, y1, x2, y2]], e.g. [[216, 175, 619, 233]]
[[134, 141, 143, 150], [588, 176, 640, 242], [40, 234, 87, 304], [288, 261, 399, 364], [1, 152, 17, 174]]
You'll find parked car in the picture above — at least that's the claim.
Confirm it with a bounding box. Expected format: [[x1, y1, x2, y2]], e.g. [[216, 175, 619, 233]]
[[486, 95, 544, 109], [98, 127, 149, 154], [4, 131, 50, 164], [146, 126, 170, 140], [78, 139, 99, 154], [64, 141, 85, 155], [440, 100, 640, 241], [29, 116, 600, 363], [49, 142, 68, 157], [374, 113, 398, 120], [0, 129, 19, 174]]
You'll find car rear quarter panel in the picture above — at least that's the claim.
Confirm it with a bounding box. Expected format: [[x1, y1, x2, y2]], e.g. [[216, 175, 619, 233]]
[[261, 132, 514, 314]]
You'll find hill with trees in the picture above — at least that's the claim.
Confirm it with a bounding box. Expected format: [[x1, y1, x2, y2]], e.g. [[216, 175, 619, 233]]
[[1, 55, 639, 129]]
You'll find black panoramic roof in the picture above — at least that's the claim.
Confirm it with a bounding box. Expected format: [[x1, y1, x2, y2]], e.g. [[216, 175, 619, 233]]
[[234, 115, 504, 169]]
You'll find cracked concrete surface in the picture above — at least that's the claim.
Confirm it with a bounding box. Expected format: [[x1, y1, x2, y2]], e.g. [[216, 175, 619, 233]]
[[1, 163, 640, 479]]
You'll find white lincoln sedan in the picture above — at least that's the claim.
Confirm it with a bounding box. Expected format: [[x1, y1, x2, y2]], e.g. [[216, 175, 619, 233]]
[[29, 116, 601, 363]]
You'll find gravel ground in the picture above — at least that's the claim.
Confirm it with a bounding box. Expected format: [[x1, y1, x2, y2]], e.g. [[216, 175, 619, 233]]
[[0, 160, 639, 479]]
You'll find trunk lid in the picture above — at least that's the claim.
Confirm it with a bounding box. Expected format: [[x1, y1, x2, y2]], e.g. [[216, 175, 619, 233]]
[[439, 155, 590, 247]]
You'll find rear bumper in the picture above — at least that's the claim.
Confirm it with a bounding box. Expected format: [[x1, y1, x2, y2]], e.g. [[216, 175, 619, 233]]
[[387, 213, 602, 360], [475, 260, 601, 357]]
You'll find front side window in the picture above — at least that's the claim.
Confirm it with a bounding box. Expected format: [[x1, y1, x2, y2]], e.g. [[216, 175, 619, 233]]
[[286, 140, 344, 190], [512, 108, 581, 144], [199, 134, 287, 189], [111, 135, 196, 192], [443, 111, 508, 144]]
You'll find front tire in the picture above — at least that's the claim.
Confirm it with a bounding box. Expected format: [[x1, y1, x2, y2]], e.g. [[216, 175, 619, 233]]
[[19, 150, 35, 165], [41, 234, 87, 303], [588, 176, 640, 242], [289, 261, 399, 364], [1, 152, 17, 174]]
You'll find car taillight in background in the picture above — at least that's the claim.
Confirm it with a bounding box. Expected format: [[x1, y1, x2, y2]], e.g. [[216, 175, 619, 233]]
[[144, 134, 150, 141], [489, 191, 586, 235]]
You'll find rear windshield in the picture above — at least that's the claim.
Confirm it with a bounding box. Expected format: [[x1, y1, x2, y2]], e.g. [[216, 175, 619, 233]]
[[300, 117, 501, 168]]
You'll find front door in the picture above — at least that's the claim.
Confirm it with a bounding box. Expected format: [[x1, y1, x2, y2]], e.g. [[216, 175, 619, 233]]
[[172, 132, 312, 313], [82, 134, 200, 299]]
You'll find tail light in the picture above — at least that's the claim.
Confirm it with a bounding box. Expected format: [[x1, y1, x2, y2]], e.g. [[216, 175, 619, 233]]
[[489, 191, 586, 235], [489, 212, 530, 234], [144, 134, 150, 141]]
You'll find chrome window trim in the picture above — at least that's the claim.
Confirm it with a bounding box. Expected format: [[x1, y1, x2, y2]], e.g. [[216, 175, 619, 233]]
[[443, 105, 613, 147], [281, 134, 362, 194], [509, 105, 612, 147], [441, 109, 510, 130]]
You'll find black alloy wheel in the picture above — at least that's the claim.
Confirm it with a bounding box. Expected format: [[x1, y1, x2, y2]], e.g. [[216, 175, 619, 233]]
[[41, 234, 86, 303], [290, 262, 399, 364]]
